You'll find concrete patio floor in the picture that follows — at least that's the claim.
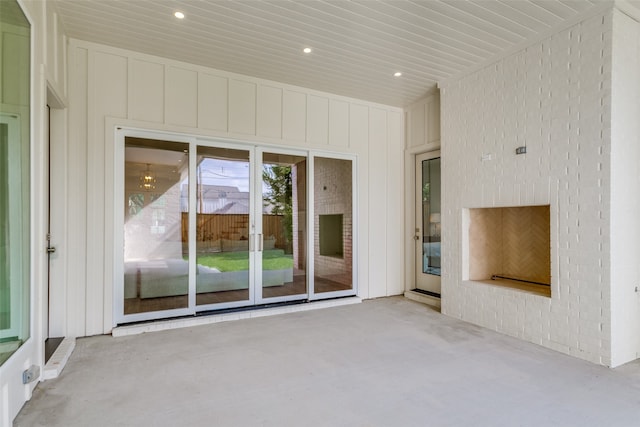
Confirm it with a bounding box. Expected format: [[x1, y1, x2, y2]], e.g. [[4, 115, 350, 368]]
[[15, 297, 640, 426]]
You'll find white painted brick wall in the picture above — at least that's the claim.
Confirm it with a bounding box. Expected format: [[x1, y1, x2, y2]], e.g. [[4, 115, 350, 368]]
[[441, 12, 614, 365]]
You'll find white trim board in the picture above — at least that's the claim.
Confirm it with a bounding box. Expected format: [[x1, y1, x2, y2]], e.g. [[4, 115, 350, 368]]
[[42, 338, 76, 380], [112, 296, 362, 337]]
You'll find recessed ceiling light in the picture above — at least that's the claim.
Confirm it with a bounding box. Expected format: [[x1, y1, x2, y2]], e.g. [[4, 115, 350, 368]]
[[394, 72, 402, 77], [174, 11, 185, 19], [303, 47, 312, 54]]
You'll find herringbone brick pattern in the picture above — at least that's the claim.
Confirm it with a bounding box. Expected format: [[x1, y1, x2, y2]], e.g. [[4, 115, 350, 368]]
[[469, 206, 550, 285], [502, 206, 550, 284]]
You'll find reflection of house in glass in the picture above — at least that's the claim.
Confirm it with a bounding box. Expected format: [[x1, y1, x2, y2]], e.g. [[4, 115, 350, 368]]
[[181, 184, 251, 214], [313, 158, 352, 291], [183, 184, 285, 253]]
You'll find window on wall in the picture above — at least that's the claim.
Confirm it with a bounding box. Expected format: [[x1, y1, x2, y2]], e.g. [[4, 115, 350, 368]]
[[0, 0, 31, 366]]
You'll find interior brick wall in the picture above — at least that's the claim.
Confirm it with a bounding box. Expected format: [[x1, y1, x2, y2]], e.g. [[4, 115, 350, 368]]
[[314, 157, 353, 286], [292, 161, 307, 270]]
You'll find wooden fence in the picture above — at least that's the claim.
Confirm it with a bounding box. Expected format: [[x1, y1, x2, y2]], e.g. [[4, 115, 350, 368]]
[[181, 213, 286, 249]]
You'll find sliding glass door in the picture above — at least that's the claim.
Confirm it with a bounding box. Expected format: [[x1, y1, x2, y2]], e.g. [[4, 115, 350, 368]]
[[312, 157, 354, 297], [115, 131, 356, 324], [258, 150, 308, 302], [122, 138, 191, 318], [195, 146, 253, 308]]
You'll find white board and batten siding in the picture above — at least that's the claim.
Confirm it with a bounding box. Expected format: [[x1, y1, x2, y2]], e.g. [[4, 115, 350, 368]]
[[66, 39, 405, 337], [403, 91, 441, 294], [405, 91, 441, 152]]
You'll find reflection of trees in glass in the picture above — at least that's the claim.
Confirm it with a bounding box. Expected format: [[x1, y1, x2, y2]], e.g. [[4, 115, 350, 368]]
[[262, 165, 292, 253], [128, 193, 144, 216], [422, 182, 430, 202]]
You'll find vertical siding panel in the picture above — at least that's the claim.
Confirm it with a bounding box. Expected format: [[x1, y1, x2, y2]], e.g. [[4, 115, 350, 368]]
[[56, 14, 66, 95], [67, 47, 88, 337], [198, 73, 228, 131], [96, 53, 128, 333], [46, 9, 56, 81], [257, 85, 283, 138], [228, 79, 256, 135], [427, 94, 441, 143], [307, 95, 329, 145], [386, 111, 404, 295], [93, 53, 128, 118], [349, 104, 369, 150], [130, 59, 164, 123], [86, 52, 128, 335], [166, 66, 198, 127], [282, 90, 306, 142], [368, 108, 388, 298], [349, 104, 369, 299], [329, 99, 349, 147], [409, 103, 425, 148]]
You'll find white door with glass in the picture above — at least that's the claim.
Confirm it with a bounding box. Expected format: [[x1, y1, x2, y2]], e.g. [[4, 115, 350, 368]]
[[415, 151, 441, 295], [115, 131, 355, 324]]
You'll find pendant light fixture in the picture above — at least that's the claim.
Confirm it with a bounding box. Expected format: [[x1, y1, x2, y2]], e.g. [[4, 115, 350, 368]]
[[140, 164, 156, 191]]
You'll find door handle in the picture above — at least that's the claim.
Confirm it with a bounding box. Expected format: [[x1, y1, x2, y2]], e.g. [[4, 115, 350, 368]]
[[258, 234, 263, 252], [46, 233, 56, 254], [249, 234, 255, 252]]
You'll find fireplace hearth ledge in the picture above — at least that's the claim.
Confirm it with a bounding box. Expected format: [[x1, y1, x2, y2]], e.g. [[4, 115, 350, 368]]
[[464, 279, 551, 298]]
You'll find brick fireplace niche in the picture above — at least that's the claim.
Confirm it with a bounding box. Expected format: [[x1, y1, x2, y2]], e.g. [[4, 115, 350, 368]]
[[464, 205, 551, 297]]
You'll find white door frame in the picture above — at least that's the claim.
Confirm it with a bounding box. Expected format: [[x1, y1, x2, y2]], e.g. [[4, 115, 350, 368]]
[[0, 114, 23, 340], [187, 138, 258, 313], [254, 146, 310, 305], [114, 128, 197, 324], [414, 150, 441, 295], [46, 84, 68, 339], [308, 151, 358, 301]]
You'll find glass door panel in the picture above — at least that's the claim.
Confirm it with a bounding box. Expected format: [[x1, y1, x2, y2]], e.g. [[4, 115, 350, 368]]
[[0, 114, 30, 361], [414, 151, 441, 295], [421, 157, 441, 276], [123, 138, 189, 315], [260, 152, 307, 300], [313, 157, 353, 294], [195, 146, 252, 306]]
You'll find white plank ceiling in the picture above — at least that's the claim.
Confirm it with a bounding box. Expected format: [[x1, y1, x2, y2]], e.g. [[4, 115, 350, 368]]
[[53, 0, 608, 107]]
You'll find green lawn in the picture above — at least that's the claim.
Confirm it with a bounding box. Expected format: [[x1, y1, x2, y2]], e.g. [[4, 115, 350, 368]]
[[196, 249, 293, 272]]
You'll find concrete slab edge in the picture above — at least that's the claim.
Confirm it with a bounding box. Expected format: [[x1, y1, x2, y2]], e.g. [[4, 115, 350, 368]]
[[42, 337, 76, 380], [404, 290, 441, 310], [112, 296, 363, 337]]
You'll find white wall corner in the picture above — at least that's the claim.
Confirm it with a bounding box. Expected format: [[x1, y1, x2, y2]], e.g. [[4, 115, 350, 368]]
[[609, 8, 640, 367], [615, 0, 640, 22]]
